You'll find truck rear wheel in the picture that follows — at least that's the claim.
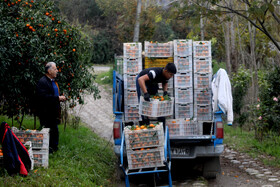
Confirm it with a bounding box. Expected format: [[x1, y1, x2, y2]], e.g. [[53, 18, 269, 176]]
[[202, 156, 221, 179]]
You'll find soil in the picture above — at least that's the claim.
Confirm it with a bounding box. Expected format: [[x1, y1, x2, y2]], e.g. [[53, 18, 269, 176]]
[[72, 66, 280, 187]]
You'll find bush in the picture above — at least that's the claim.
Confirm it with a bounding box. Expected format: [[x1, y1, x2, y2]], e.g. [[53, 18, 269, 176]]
[[0, 0, 99, 124], [254, 67, 280, 138]]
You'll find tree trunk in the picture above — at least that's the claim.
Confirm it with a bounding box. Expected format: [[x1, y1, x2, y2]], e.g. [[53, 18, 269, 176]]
[[230, 16, 238, 73], [222, 22, 231, 75], [247, 5, 258, 104], [236, 16, 245, 65], [200, 15, 204, 40], [133, 0, 142, 42]]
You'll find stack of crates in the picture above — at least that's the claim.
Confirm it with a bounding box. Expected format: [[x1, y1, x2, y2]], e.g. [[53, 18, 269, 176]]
[[123, 43, 142, 122], [144, 41, 174, 99], [174, 40, 193, 119], [13, 128, 50, 168], [124, 123, 165, 170], [193, 41, 212, 121]]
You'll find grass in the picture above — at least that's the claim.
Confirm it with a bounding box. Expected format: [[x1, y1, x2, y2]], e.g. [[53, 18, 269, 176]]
[[224, 125, 280, 168], [95, 68, 113, 94], [0, 116, 118, 186]]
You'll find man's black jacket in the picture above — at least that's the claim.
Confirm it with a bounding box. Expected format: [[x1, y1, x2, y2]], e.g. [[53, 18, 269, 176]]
[[37, 75, 61, 126]]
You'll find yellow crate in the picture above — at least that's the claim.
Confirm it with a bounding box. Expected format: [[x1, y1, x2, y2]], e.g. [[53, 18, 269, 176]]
[[144, 57, 174, 68]]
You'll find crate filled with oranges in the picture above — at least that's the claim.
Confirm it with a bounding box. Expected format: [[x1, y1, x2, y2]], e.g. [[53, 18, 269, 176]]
[[127, 147, 165, 169], [139, 95, 174, 117], [12, 128, 50, 149], [33, 149, 49, 168], [124, 123, 164, 150], [124, 123, 165, 169]]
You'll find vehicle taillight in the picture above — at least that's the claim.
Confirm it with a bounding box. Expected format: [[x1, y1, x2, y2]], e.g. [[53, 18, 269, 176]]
[[216, 121, 224, 139], [113, 121, 121, 139]]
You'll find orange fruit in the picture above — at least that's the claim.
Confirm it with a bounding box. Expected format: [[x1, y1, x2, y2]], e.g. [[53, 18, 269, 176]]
[[54, 28, 58, 32], [58, 21, 61, 24], [149, 124, 155, 128], [140, 125, 145, 129], [26, 24, 30, 27], [72, 49, 76, 52], [45, 12, 49, 16]]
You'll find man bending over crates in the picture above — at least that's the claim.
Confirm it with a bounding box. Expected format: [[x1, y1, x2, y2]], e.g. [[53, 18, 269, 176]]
[[136, 63, 177, 126]]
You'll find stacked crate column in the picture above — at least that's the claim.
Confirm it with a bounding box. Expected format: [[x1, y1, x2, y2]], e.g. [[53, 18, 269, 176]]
[[193, 41, 212, 121], [123, 43, 143, 123], [174, 71, 194, 119]]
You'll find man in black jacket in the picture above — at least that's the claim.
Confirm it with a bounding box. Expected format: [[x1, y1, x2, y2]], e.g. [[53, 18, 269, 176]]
[[136, 63, 177, 126], [37, 62, 66, 153]]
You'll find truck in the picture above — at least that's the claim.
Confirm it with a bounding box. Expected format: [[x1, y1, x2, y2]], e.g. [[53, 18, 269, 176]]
[[112, 41, 231, 179]]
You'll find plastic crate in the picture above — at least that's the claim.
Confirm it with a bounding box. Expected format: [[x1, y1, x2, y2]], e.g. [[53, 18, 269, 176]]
[[127, 147, 165, 169], [144, 57, 174, 68], [13, 128, 50, 149], [175, 87, 193, 103], [124, 74, 137, 90], [174, 40, 192, 56], [123, 58, 142, 74], [123, 43, 142, 58], [166, 119, 199, 136], [193, 57, 212, 73], [145, 41, 173, 57], [139, 96, 174, 117], [124, 123, 164, 150], [124, 90, 138, 105], [33, 149, 49, 168], [114, 56, 123, 75], [166, 119, 181, 136], [193, 41, 211, 57], [174, 56, 192, 72], [194, 104, 212, 121], [124, 105, 141, 122], [174, 72, 192, 88], [194, 90, 212, 105], [175, 103, 194, 119], [194, 73, 212, 90], [158, 77, 174, 89]]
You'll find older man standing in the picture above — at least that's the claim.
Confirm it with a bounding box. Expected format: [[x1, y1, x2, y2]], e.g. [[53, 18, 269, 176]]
[[37, 62, 66, 153]]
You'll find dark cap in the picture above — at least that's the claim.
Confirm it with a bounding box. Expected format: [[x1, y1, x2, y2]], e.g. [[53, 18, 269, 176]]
[[164, 63, 177, 74]]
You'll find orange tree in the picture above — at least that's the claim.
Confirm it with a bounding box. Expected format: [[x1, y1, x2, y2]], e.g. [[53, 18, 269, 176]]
[[0, 0, 99, 124]]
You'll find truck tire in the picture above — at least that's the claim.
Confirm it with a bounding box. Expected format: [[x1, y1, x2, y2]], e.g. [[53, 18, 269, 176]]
[[202, 156, 221, 179]]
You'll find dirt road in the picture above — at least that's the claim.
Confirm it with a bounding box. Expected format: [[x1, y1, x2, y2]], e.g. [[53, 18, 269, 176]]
[[72, 67, 280, 187]]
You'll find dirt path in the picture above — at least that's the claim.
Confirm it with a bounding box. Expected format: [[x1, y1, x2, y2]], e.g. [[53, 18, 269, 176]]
[[71, 66, 280, 186], [71, 66, 114, 142]]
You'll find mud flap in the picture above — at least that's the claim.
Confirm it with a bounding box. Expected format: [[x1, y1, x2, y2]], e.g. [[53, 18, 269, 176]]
[[203, 156, 221, 179]]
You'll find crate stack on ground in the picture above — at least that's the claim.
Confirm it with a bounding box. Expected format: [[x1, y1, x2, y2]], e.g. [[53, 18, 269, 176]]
[[13, 128, 50, 168], [193, 41, 212, 121], [173, 40, 194, 120], [124, 123, 165, 170], [123, 43, 142, 122], [144, 41, 174, 98]]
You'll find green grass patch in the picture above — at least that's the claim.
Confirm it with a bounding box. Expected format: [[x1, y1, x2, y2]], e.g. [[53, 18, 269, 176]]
[[95, 68, 113, 86], [0, 115, 40, 130], [0, 117, 118, 186], [224, 125, 280, 167]]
